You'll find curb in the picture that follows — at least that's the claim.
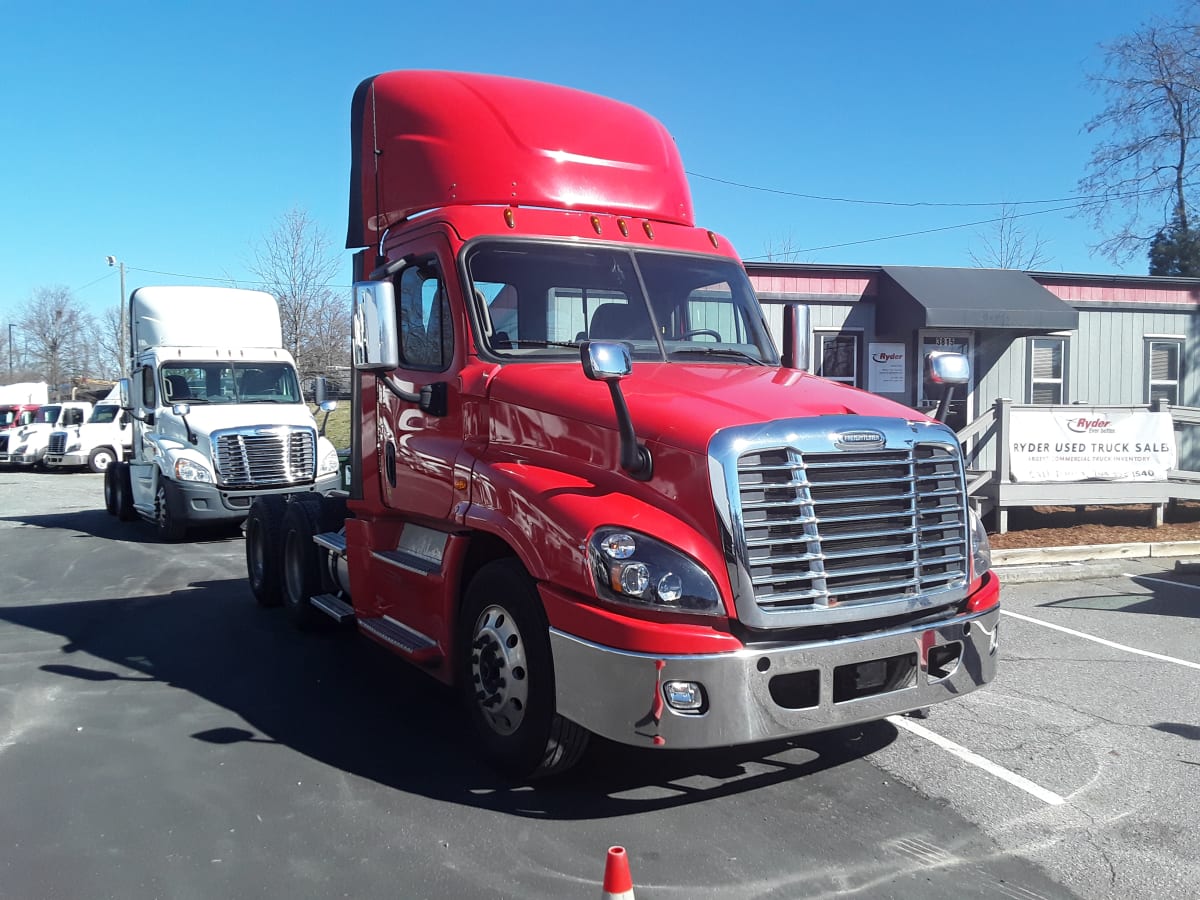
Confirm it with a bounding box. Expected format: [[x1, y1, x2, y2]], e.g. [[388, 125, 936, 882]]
[[992, 540, 1200, 584]]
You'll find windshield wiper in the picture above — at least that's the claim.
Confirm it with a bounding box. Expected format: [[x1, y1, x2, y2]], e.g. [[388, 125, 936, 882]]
[[669, 347, 767, 365], [496, 339, 580, 349]]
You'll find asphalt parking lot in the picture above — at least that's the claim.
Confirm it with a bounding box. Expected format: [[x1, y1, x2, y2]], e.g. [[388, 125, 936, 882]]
[[1, 470, 1198, 899]]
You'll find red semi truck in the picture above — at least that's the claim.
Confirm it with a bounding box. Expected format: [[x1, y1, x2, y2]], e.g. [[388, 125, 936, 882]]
[[245, 70, 1000, 778]]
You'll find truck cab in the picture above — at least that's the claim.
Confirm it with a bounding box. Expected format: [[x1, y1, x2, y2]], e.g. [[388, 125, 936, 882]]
[[104, 286, 342, 541], [248, 71, 999, 779], [45, 397, 132, 472]]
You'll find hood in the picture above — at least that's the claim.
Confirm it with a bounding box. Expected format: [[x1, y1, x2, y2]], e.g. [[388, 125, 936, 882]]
[[486, 362, 929, 454], [161, 402, 319, 435]]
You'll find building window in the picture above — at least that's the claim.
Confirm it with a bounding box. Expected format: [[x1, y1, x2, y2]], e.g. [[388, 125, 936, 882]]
[[815, 331, 861, 387], [1146, 338, 1183, 405], [1028, 336, 1066, 404]]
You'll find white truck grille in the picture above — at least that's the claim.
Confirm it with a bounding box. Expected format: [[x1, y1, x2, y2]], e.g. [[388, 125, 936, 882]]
[[212, 427, 316, 487], [48, 433, 67, 455]]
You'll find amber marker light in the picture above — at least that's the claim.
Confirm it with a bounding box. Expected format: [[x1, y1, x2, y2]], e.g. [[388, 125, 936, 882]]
[[642, 221, 654, 239], [590, 215, 602, 234], [454, 476, 468, 491], [707, 230, 719, 248], [503, 208, 516, 228], [617, 219, 629, 237]]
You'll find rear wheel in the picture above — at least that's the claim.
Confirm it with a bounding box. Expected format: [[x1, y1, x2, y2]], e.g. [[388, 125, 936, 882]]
[[245, 495, 287, 607], [281, 498, 326, 630], [155, 479, 187, 542], [88, 446, 116, 473], [459, 559, 589, 779]]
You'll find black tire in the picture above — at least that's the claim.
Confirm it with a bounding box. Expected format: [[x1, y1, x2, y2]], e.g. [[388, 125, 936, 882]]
[[154, 478, 187, 542], [245, 495, 287, 607], [281, 499, 326, 630], [103, 465, 118, 515], [114, 462, 136, 522], [459, 559, 589, 779], [87, 446, 117, 474]]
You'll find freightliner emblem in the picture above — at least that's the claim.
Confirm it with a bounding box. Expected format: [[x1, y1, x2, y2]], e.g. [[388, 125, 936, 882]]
[[834, 429, 885, 450]]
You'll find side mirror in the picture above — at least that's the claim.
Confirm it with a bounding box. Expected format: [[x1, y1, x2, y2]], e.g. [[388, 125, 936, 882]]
[[118, 377, 131, 408], [171, 402, 192, 417], [319, 399, 338, 413], [352, 281, 399, 371], [925, 351, 970, 423], [781, 303, 811, 371], [926, 351, 970, 385], [313, 376, 327, 405], [581, 341, 633, 382]]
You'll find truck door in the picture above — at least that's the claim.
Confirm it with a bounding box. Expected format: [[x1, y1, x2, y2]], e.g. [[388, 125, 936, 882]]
[[376, 238, 463, 521]]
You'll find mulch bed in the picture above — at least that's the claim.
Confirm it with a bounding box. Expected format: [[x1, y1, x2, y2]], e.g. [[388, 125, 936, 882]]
[[986, 502, 1200, 550]]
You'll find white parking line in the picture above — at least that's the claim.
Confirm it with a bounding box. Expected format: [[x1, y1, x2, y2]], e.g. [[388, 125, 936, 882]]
[[887, 715, 1066, 806], [1127, 573, 1200, 592], [1001, 609, 1200, 671]]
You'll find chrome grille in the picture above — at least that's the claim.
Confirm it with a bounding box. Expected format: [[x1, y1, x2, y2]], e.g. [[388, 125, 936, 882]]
[[48, 433, 67, 455], [737, 443, 967, 613], [212, 427, 315, 487]]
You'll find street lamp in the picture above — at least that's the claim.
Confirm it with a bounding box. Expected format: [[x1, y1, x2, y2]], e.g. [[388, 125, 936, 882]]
[[106, 256, 127, 377]]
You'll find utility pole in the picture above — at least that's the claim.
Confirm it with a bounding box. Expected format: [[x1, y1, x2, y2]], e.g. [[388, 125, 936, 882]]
[[107, 256, 127, 377], [7, 323, 13, 376]]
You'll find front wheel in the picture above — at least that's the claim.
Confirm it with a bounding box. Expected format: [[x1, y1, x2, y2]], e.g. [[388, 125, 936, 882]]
[[458, 559, 589, 779], [154, 479, 187, 542], [113, 462, 136, 522], [103, 465, 118, 515], [281, 498, 326, 630], [88, 446, 116, 473]]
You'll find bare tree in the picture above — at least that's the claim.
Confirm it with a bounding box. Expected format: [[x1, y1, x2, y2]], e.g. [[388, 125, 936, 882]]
[[1077, 4, 1200, 264], [17, 286, 96, 399], [247, 207, 347, 380], [968, 204, 1053, 269], [761, 232, 810, 263], [90, 305, 125, 381]]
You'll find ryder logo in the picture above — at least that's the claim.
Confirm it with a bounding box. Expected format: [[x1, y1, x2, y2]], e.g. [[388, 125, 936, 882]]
[[1065, 416, 1113, 433], [872, 352, 902, 362]]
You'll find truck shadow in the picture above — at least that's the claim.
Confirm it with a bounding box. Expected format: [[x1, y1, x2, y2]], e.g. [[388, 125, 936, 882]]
[[0, 583, 898, 820], [0, 509, 242, 544], [1038, 572, 1200, 619]]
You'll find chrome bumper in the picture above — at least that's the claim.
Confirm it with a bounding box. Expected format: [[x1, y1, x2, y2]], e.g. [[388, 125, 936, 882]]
[[551, 605, 1000, 749]]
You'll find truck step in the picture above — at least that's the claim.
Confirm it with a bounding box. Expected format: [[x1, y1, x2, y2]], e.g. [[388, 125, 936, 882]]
[[358, 617, 442, 665], [310, 592, 355, 623], [314, 531, 346, 557]]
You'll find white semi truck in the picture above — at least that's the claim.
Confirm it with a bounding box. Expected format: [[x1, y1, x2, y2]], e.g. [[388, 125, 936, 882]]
[[45, 388, 131, 472], [104, 286, 341, 540], [0, 401, 93, 467]]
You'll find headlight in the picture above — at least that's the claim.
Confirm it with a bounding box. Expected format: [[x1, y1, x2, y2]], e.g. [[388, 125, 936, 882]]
[[174, 458, 213, 483], [969, 507, 992, 580], [318, 448, 340, 475], [588, 528, 722, 616]]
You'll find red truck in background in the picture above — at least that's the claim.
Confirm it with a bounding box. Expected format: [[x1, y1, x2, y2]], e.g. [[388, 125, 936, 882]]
[[245, 70, 1000, 779]]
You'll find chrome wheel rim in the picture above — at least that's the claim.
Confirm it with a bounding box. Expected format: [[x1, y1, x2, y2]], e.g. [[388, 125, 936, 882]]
[[470, 604, 529, 736]]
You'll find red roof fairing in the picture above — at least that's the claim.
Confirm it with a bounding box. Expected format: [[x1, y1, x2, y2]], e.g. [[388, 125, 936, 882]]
[[347, 71, 694, 250]]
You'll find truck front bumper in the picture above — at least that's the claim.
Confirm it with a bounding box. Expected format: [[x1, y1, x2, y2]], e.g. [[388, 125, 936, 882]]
[[172, 471, 343, 523], [551, 601, 1000, 750], [44, 452, 87, 467]]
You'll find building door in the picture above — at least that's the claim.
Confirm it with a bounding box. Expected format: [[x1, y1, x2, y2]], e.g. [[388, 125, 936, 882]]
[[916, 330, 974, 430]]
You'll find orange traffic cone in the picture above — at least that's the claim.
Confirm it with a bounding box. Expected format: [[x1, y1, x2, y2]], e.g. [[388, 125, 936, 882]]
[[601, 846, 635, 899]]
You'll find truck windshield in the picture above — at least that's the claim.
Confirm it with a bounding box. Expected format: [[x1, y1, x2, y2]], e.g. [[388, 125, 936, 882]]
[[0, 408, 14, 427], [89, 405, 120, 424], [32, 406, 61, 425], [466, 242, 779, 365], [160, 362, 302, 404]]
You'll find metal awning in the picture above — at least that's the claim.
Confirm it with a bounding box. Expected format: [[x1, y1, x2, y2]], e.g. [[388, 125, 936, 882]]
[[877, 266, 1079, 332]]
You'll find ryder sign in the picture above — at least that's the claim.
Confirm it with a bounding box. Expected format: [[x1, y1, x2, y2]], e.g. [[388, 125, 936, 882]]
[[1009, 408, 1176, 482]]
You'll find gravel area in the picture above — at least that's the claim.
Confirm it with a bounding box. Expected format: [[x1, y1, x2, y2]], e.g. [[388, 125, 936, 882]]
[[987, 501, 1200, 549]]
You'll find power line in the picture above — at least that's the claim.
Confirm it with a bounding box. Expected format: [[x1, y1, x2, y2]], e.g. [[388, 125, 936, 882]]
[[687, 170, 1160, 209]]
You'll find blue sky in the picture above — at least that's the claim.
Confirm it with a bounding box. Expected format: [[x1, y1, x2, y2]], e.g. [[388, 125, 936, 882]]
[[0, 0, 1181, 323]]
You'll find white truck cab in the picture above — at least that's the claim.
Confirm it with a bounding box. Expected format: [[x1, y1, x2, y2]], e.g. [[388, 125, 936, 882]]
[[45, 392, 132, 472], [0, 401, 94, 467], [105, 286, 341, 540]]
